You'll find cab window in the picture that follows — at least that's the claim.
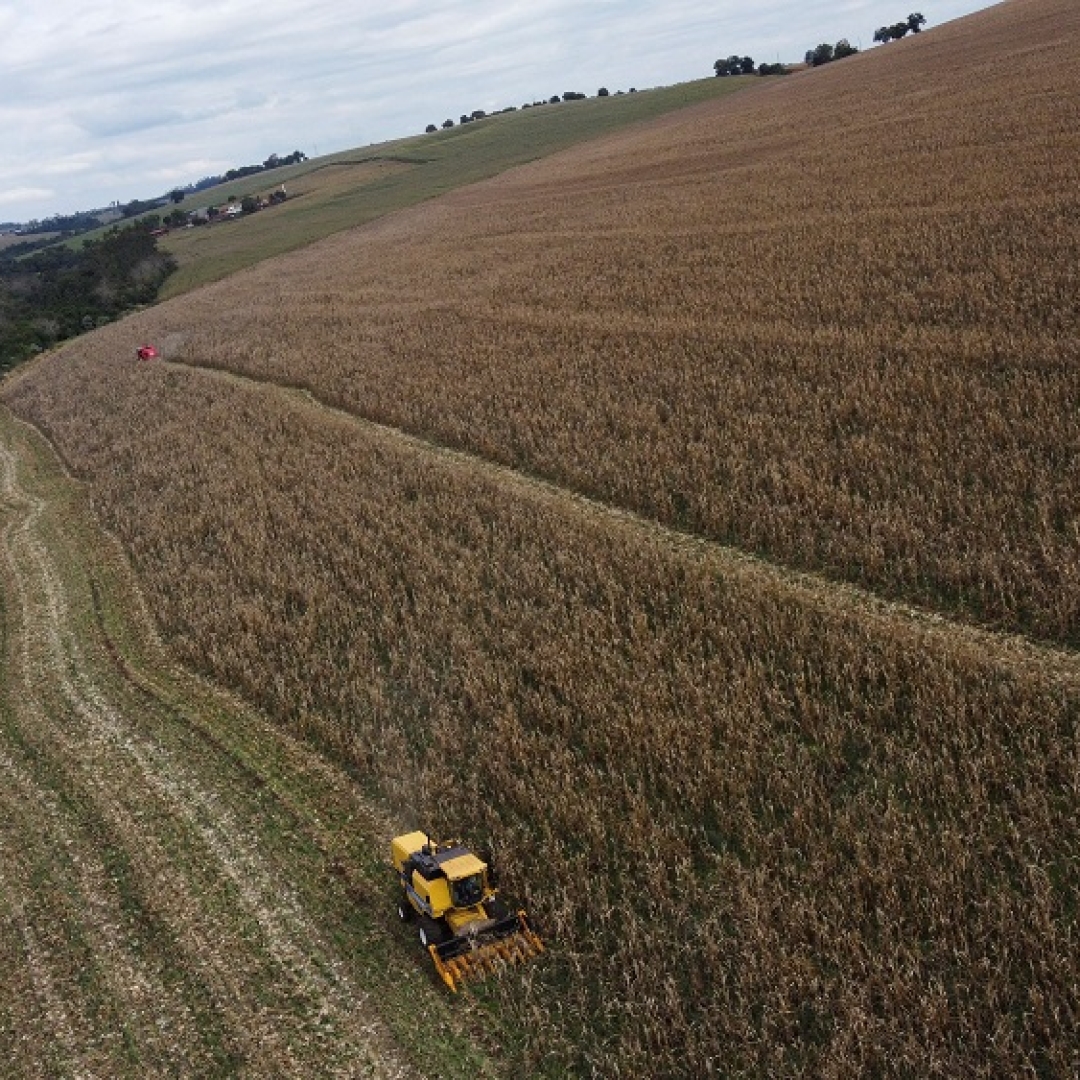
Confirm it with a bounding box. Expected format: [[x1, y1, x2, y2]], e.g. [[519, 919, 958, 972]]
[[451, 873, 484, 907]]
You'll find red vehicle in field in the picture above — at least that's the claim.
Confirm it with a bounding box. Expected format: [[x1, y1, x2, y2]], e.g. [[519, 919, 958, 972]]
[[136, 344, 159, 361]]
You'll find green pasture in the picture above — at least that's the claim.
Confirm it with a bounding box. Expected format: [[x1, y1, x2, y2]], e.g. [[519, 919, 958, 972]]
[[157, 76, 754, 298]]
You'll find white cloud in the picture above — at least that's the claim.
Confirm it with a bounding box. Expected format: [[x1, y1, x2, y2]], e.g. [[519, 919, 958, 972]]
[[0, 0, 997, 224], [0, 185, 55, 212]]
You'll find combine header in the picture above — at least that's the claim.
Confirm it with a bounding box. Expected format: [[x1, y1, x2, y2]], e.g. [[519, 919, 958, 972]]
[[391, 830, 543, 992]]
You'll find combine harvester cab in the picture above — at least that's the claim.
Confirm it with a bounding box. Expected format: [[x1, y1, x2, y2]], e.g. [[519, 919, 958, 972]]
[[391, 830, 543, 992]]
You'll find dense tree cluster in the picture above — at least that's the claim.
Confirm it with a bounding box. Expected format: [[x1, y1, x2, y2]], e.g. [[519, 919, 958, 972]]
[[0, 222, 176, 372], [875, 13, 927, 42], [218, 150, 307, 185], [15, 209, 111, 238], [714, 55, 756, 76], [714, 53, 791, 78], [805, 39, 859, 67], [121, 197, 168, 219]]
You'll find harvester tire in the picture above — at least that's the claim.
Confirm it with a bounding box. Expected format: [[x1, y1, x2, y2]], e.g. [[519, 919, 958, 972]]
[[397, 901, 413, 922], [418, 916, 449, 949]]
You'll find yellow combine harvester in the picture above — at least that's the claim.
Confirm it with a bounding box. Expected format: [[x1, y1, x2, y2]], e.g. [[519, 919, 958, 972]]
[[391, 830, 544, 992]]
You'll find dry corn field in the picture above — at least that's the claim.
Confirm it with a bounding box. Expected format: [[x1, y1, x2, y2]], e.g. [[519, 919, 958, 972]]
[[3, 0, 1080, 1075]]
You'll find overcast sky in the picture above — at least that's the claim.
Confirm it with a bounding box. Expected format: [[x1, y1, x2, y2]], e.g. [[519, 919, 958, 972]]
[[1, 1, 997, 225]]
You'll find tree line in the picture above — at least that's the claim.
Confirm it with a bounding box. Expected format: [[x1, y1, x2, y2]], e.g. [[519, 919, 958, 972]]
[[805, 13, 924, 66], [875, 13, 927, 43], [424, 87, 636, 133], [716, 11, 927, 76], [166, 150, 307, 204]]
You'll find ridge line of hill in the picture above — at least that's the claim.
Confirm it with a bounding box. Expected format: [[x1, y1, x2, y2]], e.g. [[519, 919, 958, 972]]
[[165, 356, 1080, 686]]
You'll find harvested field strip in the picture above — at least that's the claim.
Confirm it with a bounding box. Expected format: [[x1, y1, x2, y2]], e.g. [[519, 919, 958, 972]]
[[0, 411, 494, 1078], [7, 356, 1077, 1074]]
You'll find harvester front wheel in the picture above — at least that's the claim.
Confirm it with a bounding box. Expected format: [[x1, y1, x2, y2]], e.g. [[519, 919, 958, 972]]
[[397, 900, 413, 922], [418, 916, 449, 949]]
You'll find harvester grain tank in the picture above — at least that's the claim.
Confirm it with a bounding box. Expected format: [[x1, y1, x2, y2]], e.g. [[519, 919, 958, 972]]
[[391, 830, 543, 992]]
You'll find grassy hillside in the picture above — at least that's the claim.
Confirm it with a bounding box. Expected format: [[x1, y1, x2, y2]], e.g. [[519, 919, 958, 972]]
[[156, 77, 754, 298], [4, 0, 1080, 1074]]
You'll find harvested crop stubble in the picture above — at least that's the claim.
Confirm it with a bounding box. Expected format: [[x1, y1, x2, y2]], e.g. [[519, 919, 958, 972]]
[[6, 352, 1079, 1075], [89, 0, 1080, 645], [0, 415, 428, 1078]]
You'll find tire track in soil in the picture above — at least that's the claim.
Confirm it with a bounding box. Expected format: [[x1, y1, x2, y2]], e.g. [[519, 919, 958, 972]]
[[0, 422, 418, 1077], [0, 826, 81, 1078]]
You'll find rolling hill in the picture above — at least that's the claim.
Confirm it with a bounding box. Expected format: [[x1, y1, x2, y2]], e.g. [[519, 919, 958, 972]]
[[3, 0, 1079, 1074]]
